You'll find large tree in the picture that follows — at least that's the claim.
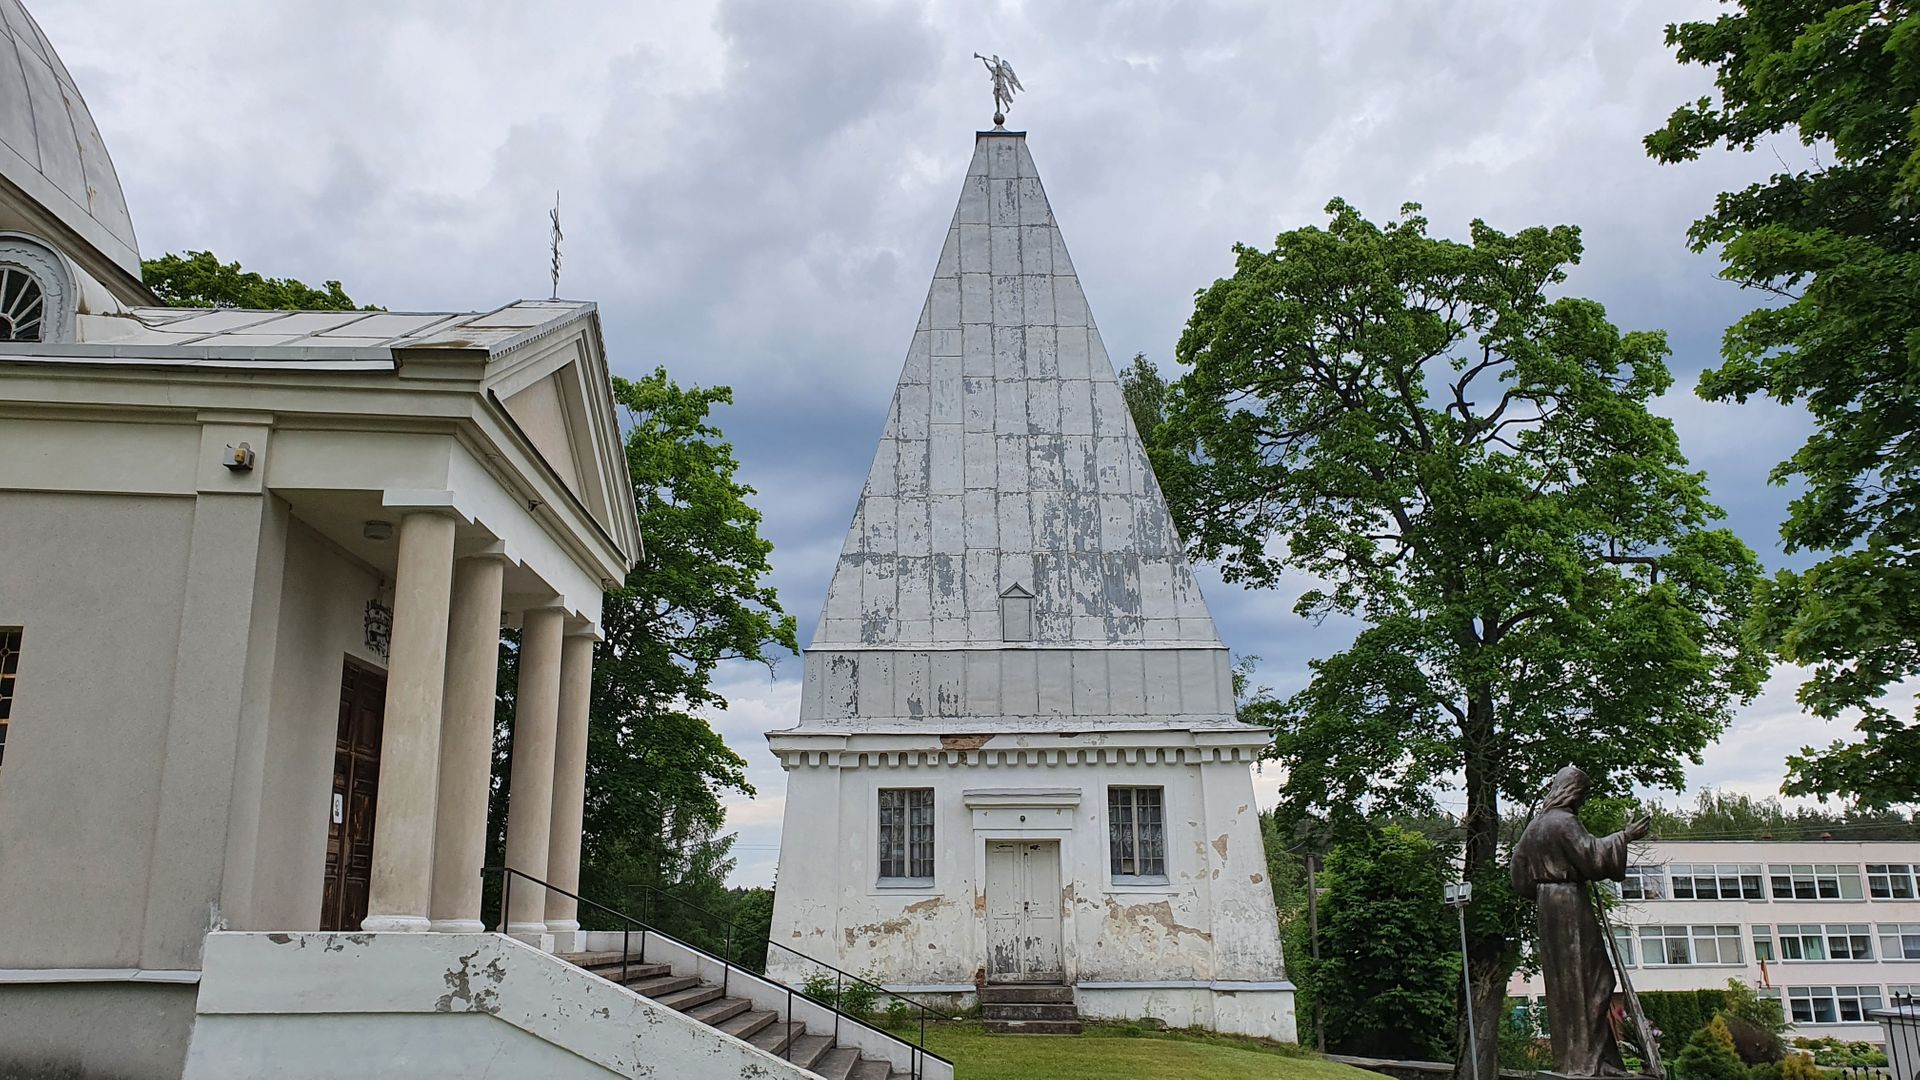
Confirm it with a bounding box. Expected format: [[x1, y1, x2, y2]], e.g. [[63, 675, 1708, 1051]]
[[1647, 1, 1920, 808], [493, 369, 797, 938], [142, 250, 370, 310], [1159, 200, 1766, 1078]]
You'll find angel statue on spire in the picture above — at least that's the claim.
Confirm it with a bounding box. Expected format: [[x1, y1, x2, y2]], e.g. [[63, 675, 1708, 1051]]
[[973, 53, 1023, 126]]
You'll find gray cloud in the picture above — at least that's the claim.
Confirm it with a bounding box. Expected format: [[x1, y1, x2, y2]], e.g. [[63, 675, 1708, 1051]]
[[39, 0, 1877, 885]]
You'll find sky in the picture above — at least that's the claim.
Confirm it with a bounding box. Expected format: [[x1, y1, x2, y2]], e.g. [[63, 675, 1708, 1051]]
[[40, 0, 1905, 887]]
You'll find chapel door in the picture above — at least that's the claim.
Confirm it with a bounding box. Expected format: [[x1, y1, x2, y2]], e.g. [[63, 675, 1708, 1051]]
[[320, 659, 385, 931], [985, 840, 1064, 983]]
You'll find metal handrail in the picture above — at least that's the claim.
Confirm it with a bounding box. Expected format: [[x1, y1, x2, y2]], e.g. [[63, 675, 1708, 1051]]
[[484, 865, 953, 1079]]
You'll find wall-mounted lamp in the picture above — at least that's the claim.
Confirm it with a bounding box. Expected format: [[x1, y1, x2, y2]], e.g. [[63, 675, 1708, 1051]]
[[223, 442, 256, 471], [362, 520, 395, 542]]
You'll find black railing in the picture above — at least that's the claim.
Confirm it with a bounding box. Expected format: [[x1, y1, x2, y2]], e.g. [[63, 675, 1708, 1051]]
[[484, 866, 952, 1080]]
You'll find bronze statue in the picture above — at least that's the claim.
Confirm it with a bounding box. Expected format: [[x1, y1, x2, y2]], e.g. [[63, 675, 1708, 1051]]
[[1510, 766, 1652, 1077]]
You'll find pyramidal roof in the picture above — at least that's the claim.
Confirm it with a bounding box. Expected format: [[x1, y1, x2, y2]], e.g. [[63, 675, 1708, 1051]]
[[813, 131, 1221, 651]]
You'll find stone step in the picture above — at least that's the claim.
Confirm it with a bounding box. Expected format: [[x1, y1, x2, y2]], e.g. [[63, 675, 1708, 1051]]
[[747, 1020, 803, 1057], [983, 1018, 1084, 1035], [982, 1001, 1080, 1022], [686, 996, 751, 1027], [656, 983, 724, 1012], [786, 1032, 834, 1071], [848, 1060, 893, 1080], [979, 984, 1075, 1005], [718, 1008, 778, 1042], [626, 973, 701, 998], [810, 1046, 862, 1080]]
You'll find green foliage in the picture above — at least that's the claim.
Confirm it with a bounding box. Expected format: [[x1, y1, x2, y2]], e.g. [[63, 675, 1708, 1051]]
[[1160, 199, 1766, 1074], [1776, 1054, 1821, 1080], [1791, 1037, 1889, 1069], [141, 250, 373, 310], [1498, 1002, 1553, 1073], [1284, 826, 1460, 1060], [1640, 989, 1733, 1062], [1119, 352, 1170, 450], [1720, 978, 1788, 1060], [1649, 0, 1920, 807], [1678, 1017, 1750, 1080], [1632, 789, 1919, 841]]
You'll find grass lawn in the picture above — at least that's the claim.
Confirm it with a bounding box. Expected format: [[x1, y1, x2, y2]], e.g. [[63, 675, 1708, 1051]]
[[917, 1022, 1387, 1080]]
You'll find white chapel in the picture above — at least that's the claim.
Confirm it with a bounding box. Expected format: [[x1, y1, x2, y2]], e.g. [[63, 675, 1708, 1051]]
[[767, 127, 1296, 1040]]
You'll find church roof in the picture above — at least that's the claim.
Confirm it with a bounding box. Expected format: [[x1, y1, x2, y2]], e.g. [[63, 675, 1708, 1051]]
[[814, 130, 1221, 651], [0, 0, 140, 277]]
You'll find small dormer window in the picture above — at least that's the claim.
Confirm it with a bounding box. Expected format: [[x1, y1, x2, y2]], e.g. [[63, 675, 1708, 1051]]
[[0, 266, 44, 342], [1000, 583, 1033, 642]]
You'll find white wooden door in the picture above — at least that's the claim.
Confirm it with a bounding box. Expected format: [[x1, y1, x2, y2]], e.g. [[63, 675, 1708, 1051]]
[[984, 840, 1063, 983]]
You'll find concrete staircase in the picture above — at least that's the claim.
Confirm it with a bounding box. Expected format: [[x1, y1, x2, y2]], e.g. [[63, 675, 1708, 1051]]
[[562, 951, 910, 1079], [979, 984, 1082, 1035]]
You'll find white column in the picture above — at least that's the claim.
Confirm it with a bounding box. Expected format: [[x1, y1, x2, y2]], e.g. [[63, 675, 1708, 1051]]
[[502, 605, 565, 936], [427, 552, 508, 933], [544, 630, 595, 945], [362, 510, 458, 932]]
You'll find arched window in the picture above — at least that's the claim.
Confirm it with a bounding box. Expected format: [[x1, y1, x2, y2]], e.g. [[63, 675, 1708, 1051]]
[[0, 265, 44, 342]]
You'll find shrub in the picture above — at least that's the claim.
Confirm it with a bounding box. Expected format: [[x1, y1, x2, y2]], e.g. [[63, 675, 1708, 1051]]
[[1746, 1062, 1780, 1080], [1777, 1053, 1820, 1080], [1641, 989, 1731, 1061], [1675, 1017, 1747, 1080]]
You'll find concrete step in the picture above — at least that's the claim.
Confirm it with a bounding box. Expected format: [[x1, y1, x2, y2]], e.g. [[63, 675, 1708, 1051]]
[[625, 973, 701, 998], [810, 1046, 861, 1079], [979, 984, 1075, 1005], [982, 1002, 1080, 1022], [656, 983, 724, 1012], [747, 1020, 803, 1057], [786, 1033, 834, 1070], [848, 1060, 893, 1080], [718, 1008, 778, 1041], [686, 996, 751, 1027], [983, 1018, 1084, 1035]]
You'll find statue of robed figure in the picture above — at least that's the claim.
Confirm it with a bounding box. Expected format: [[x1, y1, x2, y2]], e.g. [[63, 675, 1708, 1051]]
[[1510, 766, 1654, 1078]]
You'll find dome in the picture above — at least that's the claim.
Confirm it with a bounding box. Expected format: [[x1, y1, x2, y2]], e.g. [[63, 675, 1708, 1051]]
[[0, 0, 139, 279]]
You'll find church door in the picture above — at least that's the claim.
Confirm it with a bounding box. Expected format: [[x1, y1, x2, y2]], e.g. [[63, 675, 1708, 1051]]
[[320, 659, 385, 931], [985, 840, 1063, 983]]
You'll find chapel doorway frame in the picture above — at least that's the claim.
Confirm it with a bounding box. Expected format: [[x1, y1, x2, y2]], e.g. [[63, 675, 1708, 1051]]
[[319, 656, 386, 932]]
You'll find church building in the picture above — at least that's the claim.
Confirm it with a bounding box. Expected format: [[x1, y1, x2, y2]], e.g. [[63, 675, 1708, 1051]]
[[766, 128, 1296, 1040]]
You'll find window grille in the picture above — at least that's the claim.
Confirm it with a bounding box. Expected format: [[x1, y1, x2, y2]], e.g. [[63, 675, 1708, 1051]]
[[877, 788, 934, 880], [0, 268, 43, 342], [1108, 786, 1166, 879], [0, 628, 17, 770]]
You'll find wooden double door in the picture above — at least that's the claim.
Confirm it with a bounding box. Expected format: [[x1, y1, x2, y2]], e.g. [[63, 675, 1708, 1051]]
[[985, 840, 1064, 983], [320, 659, 385, 932]]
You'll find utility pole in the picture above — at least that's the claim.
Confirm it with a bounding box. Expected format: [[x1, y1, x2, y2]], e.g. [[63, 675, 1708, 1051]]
[[1445, 881, 1479, 1080], [1306, 852, 1325, 1052]]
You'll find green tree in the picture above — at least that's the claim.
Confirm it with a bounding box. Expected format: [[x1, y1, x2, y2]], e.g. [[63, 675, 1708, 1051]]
[[1648, 1, 1920, 807], [141, 250, 372, 310], [1159, 200, 1767, 1078], [1285, 826, 1460, 1061], [1119, 351, 1170, 449], [1632, 789, 1918, 841], [490, 369, 796, 939], [1677, 1016, 1749, 1080]]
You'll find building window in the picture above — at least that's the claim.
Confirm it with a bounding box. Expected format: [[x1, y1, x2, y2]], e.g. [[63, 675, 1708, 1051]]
[[1754, 926, 1775, 963], [1769, 863, 1865, 900], [0, 628, 17, 769], [1890, 985, 1918, 1005], [1869, 864, 1919, 900], [877, 788, 934, 881], [1880, 923, 1920, 961], [1108, 786, 1166, 881], [1791, 985, 1885, 1024], [1776, 924, 1875, 961], [1826, 924, 1875, 960], [1623, 864, 1667, 900], [1669, 863, 1765, 900], [1612, 926, 1636, 967], [999, 583, 1033, 642], [0, 266, 44, 342], [1641, 925, 1743, 966]]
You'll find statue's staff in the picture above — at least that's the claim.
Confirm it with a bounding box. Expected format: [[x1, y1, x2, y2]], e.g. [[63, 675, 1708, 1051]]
[[1595, 889, 1664, 1080]]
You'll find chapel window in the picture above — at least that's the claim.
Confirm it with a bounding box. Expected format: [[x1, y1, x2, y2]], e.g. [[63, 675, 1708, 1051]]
[[1000, 583, 1033, 642], [877, 787, 934, 881], [1108, 786, 1167, 881], [0, 628, 19, 772], [0, 267, 44, 342]]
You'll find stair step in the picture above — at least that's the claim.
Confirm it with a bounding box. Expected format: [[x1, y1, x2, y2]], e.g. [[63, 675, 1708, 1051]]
[[983, 1018, 1084, 1035], [980, 984, 1075, 1004], [810, 1047, 862, 1080], [720, 1008, 778, 1041], [982, 1001, 1079, 1021], [656, 983, 724, 1011], [848, 1060, 893, 1080], [786, 1033, 834, 1070], [626, 973, 701, 998], [686, 996, 751, 1026], [747, 1021, 802, 1057]]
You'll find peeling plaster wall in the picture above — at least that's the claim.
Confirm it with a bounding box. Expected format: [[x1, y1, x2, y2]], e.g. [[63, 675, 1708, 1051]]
[[184, 932, 822, 1080]]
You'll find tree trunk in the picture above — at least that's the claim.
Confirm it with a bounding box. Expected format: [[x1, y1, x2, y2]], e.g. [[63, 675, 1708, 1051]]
[[1457, 691, 1506, 1080]]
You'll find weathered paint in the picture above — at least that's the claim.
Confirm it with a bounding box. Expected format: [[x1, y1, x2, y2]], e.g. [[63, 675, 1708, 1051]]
[[768, 128, 1293, 1042]]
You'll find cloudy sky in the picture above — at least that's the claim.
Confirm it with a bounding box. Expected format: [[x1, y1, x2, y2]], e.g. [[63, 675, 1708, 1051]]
[[42, 0, 1903, 886]]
